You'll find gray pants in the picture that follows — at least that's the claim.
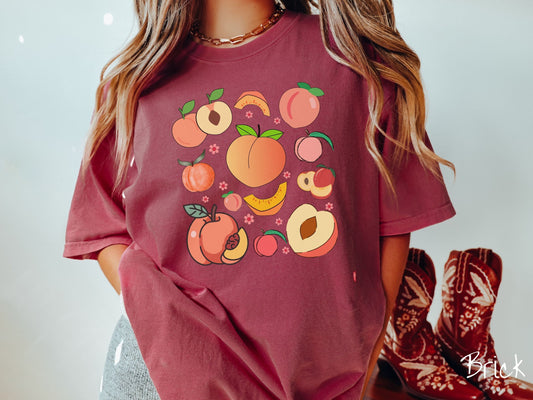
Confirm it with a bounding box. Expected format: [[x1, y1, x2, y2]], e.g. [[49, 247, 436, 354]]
[[99, 314, 160, 400]]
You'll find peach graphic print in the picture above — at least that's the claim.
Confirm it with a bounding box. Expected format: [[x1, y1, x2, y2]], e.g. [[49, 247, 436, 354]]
[[175, 83, 338, 265]]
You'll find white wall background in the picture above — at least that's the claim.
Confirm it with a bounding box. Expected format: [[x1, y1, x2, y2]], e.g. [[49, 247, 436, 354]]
[[1, 0, 531, 398]]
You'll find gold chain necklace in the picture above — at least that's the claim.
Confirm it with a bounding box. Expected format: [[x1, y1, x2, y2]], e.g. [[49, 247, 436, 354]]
[[190, 4, 285, 46]]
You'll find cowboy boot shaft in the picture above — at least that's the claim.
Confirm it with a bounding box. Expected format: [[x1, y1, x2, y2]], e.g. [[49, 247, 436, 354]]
[[436, 248, 533, 400], [381, 248, 485, 400], [439, 248, 501, 357]]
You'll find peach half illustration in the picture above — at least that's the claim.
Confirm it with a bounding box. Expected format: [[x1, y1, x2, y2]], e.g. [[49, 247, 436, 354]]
[[172, 99, 207, 147], [297, 165, 335, 199], [178, 150, 215, 192], [286, 204, 338, 257], [253, 229, 287, 257], [196, 88, 232, 135], [243, 182, 287, 216], [234, 91, 271, 116], [294, 130, 334, 162], [226, 124, 286, 187], [222, 191, 243, 212], [184, 203, 248, 265], [279, 82, 324, 128]]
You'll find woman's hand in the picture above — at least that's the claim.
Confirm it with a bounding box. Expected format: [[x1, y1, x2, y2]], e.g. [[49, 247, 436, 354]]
[[97, 244, 129, 295], [360, 233, 411, 399]]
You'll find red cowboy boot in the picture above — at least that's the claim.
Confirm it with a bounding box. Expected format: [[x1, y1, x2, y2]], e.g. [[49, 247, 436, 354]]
[[435, 248, 533, 399], [379, 248, 484, 400]]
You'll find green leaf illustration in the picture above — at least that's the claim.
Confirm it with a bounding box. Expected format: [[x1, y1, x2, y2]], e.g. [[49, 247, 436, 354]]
[[264, 229, 287, 242], [261, 129, 283, 140], [309, 131, 334, 150], [192, 149, 206, 165], [308, 87, 325, 97], [236, 124, 257, 137], [221, 191, 233, 198], [181, 100, 195, 116], [297, 82, 311, 90], [183, 204, 209, 218], [208, 88, 224, 102], [177, 158, 192, 167]]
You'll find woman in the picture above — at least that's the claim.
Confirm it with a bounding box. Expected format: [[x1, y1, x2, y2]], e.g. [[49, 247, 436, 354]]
[[63, 0, 456, 398]]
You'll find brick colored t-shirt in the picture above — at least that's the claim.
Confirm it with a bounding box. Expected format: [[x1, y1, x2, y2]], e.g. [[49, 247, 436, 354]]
[[63, 10, 455, 400]]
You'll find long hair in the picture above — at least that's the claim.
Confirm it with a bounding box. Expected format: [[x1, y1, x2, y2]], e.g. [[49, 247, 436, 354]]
[[81, 0, 454, 197]]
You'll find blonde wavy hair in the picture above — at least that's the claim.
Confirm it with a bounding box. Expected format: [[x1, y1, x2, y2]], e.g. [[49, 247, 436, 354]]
[[82, 0, 455, 198]]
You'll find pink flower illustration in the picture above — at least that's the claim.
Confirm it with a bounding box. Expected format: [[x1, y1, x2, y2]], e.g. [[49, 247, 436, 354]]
[[202, 195, 209, 203], [208, 144, 220, 155], [325, 202, 334, 211], [244, 213, 254, 225], [219, 181, 228, 190], [273, 117, 281, 125], [245, 111, 253, 119], [275, 218, 283, 226], [282, 246, 290, 255], [283, 171, 291, 179]]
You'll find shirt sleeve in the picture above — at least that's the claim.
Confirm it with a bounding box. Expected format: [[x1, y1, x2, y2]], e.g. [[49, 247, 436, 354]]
[[378, 84, 456, 236], [63, 128, 132, 260]]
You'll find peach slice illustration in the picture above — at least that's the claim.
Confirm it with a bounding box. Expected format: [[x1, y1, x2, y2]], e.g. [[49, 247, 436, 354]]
[[234, 91, 271, 116], [196, 88, 232, 135], [226, 124, 286, 188], [184, 203, 248, 265], [286, 204, 338, 257], [279, 82, 324, 128]]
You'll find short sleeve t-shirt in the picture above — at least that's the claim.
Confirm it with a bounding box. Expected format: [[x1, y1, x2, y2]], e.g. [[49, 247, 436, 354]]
[[63, 10, 455, 400]]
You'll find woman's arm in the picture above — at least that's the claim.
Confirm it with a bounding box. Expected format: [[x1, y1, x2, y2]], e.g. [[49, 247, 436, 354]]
[[96, 244, 129, 295], [360, 233, 411, 399]]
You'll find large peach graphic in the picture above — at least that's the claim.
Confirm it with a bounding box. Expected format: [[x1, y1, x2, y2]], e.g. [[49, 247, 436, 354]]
[[279, 82, 324, 128], [226, 124, 286, 188], [178, 150, 215, 192], [172, 99, 207, 147], [286, 204, 338, 257], [196, 88, 232, 135], [184, 203, 248, 265]]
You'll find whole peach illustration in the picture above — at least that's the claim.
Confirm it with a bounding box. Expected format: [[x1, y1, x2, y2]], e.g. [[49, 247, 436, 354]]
[[226, 124, 286, 188], [253, 229, 287, 257], [172, 99, 207, 147], [294, 130, 334, 162], [178, 150, 215, 192], [184, 204, 248, 265], [279, 82, 324, 128], [222, 191, 243, 211]]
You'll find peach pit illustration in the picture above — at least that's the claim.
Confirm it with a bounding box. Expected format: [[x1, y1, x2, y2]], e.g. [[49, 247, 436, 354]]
[[226, 124, 286, 188], [184, 203, 248, 265], [279, 82, 324, 128]]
